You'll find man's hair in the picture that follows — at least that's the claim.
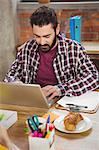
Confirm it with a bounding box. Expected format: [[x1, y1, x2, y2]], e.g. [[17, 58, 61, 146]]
[[30, 6, 58, 30]]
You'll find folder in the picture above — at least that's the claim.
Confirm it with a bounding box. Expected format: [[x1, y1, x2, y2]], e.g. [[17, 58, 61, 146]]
[[70, 16, 82, 43]]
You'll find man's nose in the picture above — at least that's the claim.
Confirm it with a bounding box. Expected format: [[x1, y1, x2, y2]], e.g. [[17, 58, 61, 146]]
[[39, 38, 45, 45]]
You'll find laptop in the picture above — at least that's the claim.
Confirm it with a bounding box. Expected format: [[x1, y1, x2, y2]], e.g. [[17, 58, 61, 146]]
[[0, 82, 57, 108]]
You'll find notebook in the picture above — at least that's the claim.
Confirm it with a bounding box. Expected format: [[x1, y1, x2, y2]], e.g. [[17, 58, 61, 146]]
[[0, 82, 57, 109], [56, 91, 99, 113]]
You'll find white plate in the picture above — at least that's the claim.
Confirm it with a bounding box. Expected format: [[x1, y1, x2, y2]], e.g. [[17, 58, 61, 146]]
[[54, 115, 92, 133]]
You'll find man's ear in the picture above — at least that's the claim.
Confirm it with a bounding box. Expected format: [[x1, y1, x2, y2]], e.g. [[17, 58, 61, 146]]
[[56, 24, 60, 35]]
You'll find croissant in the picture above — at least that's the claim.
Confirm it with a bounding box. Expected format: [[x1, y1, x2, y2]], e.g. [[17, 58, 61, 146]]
[[64, 112, 83, 131]]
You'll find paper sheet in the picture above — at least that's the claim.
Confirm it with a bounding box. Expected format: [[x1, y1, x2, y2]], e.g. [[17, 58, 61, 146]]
[[57, 91, 99, 113]]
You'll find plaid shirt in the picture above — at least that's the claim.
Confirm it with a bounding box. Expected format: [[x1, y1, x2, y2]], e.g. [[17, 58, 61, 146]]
[[4, 33, 99, 96]]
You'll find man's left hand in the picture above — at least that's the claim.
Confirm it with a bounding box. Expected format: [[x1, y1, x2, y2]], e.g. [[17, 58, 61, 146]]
[[42, 85, 60, 101]]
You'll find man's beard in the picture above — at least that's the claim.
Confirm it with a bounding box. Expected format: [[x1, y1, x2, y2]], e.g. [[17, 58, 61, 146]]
[[38, 34, 57, 53]]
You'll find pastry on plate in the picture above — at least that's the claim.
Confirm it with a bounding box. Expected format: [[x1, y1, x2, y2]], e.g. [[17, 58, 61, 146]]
[[64, 112, 83, 131]]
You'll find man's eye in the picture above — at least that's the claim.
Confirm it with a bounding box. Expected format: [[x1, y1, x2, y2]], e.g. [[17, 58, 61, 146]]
[[35, 36, 40, 38], [45, 36, 50, 38]]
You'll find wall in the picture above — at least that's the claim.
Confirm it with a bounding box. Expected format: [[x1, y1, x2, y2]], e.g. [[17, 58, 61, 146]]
[[17, 7, 99, 44], [0, 0, 15, 81]]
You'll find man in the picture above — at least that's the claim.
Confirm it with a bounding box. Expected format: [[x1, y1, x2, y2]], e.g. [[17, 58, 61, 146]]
[[4, 6, 99, 100], [0, 125, 20, 150]]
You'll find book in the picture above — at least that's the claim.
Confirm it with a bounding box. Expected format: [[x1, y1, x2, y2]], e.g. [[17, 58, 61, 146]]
[[56, 91, 99, 113], [70, 17, 75, 40], [0, 109, 17, 129], [74, 16, 81, 43], [70, 16, 82, 43]]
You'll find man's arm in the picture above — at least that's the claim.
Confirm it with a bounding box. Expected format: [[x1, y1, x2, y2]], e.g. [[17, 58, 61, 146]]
[[4, 54, 22, 83], [4, 41, 27, 83], [0, 125, 12, 149], [42, 49, 99, 99], [0, 125, 20, 150], [57, 49, 99, 96], [4, 40, 34, 83]]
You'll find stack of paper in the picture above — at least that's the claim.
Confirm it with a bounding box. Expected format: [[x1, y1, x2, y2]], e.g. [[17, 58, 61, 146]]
[[57, 91, 99, 113], [0, 109, 17, 129]]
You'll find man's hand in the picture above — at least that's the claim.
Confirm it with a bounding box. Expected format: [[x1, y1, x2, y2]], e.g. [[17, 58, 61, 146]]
[[0, 125, 12, 149], [42, 85, 60, 101], [0, 125, 20, 150]]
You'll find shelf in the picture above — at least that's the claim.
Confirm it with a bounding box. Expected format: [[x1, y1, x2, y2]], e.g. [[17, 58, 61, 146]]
[[82, 42, 99, 54], [18, 2, 99, 10]]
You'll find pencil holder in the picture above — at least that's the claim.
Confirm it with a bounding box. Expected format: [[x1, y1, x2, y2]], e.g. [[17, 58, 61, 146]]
[[28, 129, 55, 150]]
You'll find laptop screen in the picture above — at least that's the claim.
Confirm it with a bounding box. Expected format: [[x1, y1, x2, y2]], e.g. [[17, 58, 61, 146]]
[[0, 82, 55, 108]]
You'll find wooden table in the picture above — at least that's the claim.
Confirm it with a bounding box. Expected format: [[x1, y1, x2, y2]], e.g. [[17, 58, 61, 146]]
[[0, 103, 99, 150]]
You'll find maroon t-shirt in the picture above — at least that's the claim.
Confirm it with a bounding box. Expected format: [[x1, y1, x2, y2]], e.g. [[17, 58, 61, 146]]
[[35, 45, 58, 87]]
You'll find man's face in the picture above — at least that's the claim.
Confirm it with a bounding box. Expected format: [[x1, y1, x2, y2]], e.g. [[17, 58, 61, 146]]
[[32, 24, 59, 52]]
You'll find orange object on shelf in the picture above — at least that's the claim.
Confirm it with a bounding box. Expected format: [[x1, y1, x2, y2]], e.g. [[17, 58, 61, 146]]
[[38, 0, 50, 3]]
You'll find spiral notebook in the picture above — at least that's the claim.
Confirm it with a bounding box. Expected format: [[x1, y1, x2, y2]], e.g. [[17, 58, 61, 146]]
[[56, 91, 99, 113]]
